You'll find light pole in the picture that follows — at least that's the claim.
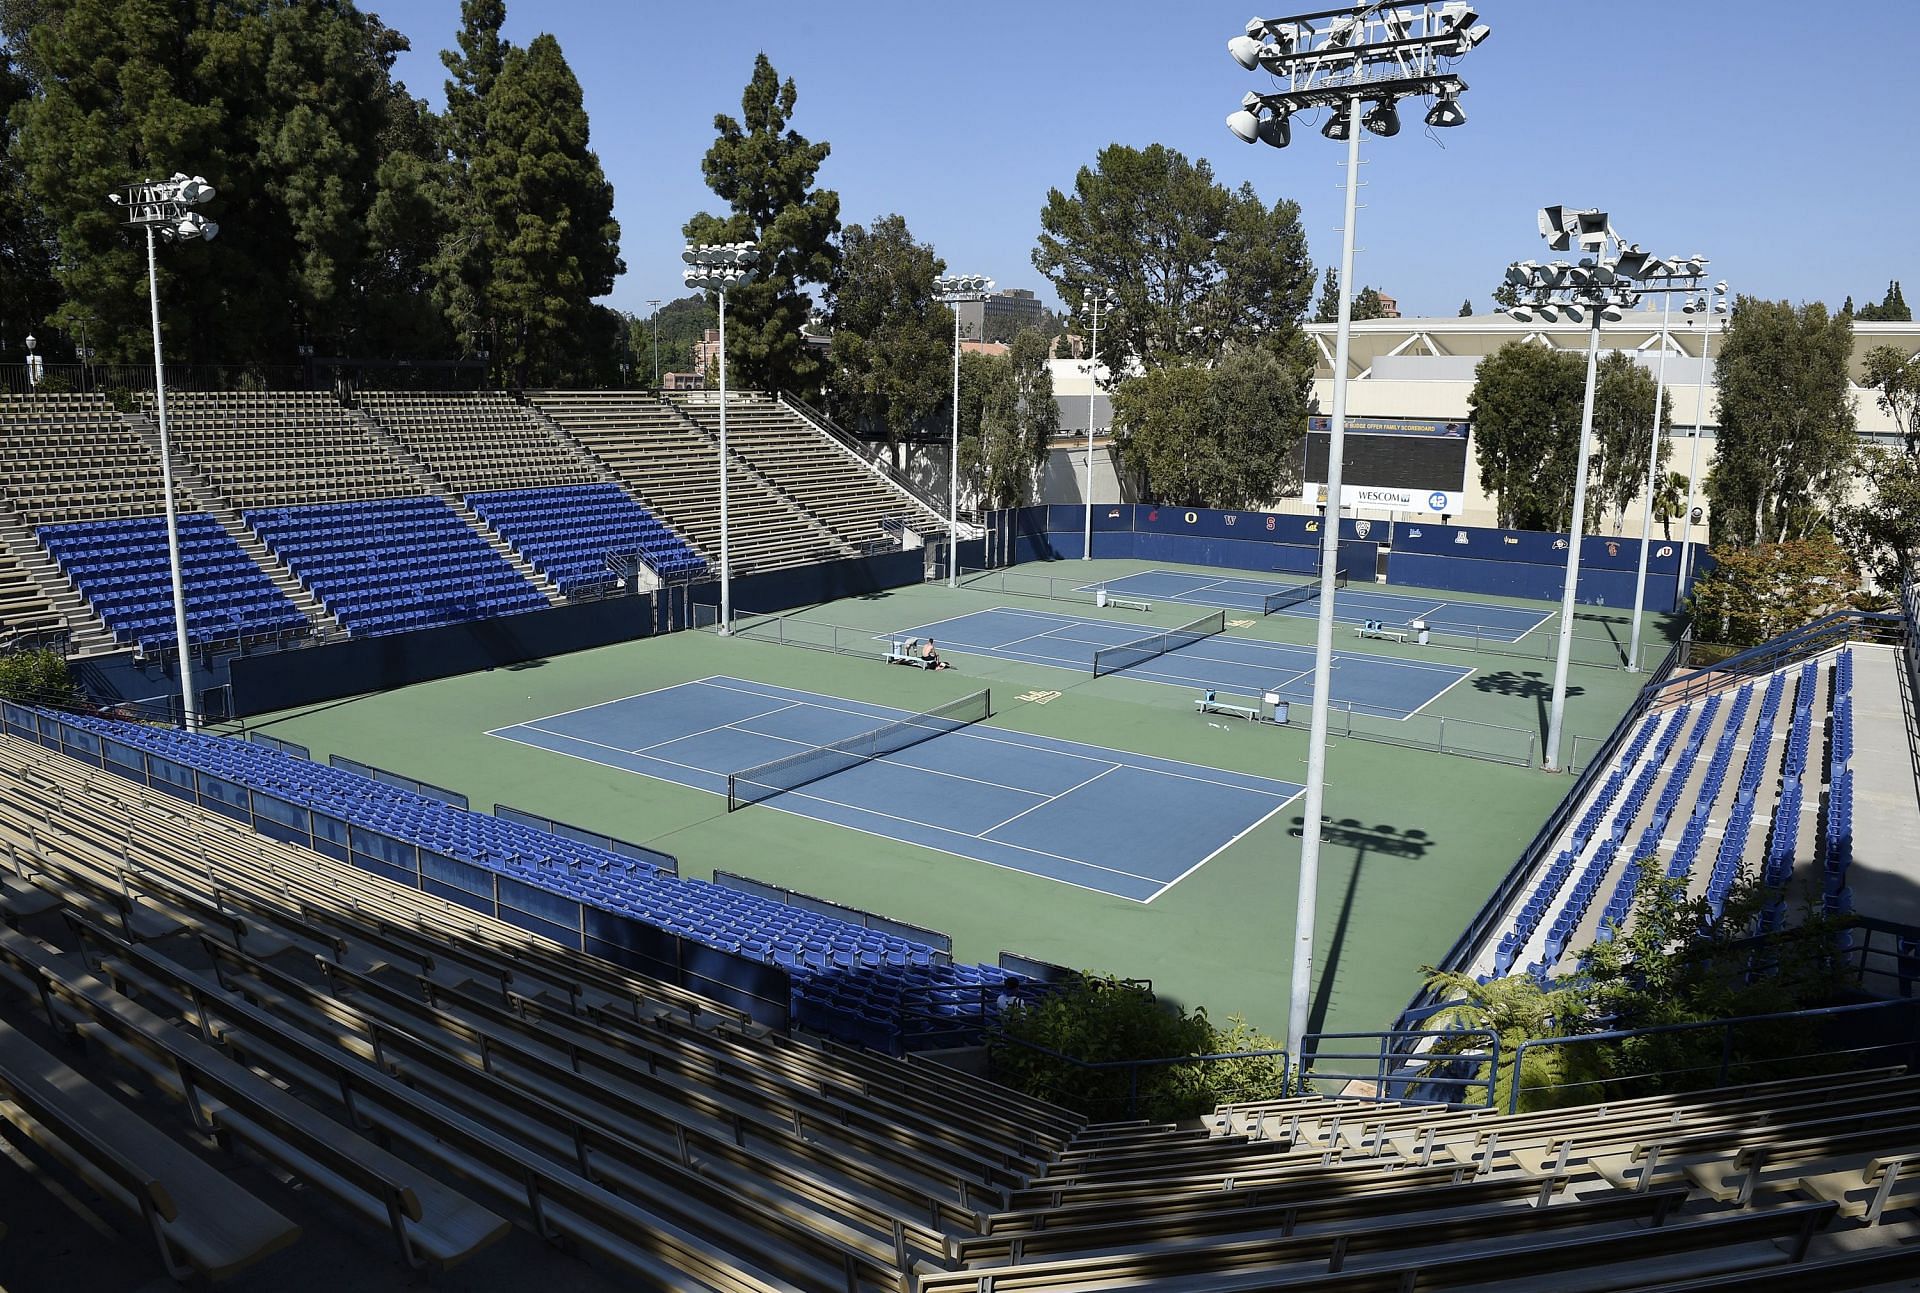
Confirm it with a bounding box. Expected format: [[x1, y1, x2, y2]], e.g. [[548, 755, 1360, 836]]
[[1678, 282, 1730, 604], [109, 173, 219, 730], [1078, 289, 1116, 561], [683, 242, 760, 632], [1225, 1, 1489, 1068], [1617, 250, 1710, 671], [934, 274, 994, 587], [646, 298, 662, 389], [1504, 213, 1702, 766]]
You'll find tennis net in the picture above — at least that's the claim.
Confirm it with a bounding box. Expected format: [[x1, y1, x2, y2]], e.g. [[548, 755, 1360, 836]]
[[726, 689, 992, 810], [1090, 610, 1227, 678], [1260, 567, 1348, 615]]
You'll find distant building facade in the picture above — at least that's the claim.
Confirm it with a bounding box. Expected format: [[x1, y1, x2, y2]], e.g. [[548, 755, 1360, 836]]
[[955, 288, 1046, 343]]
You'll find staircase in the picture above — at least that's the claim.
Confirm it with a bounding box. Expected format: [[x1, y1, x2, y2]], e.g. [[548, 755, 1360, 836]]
[[656, 400, 856, 563], [0, 503, 117, 655], [348, 410, 569, 605], [124, 413, 337, 638]]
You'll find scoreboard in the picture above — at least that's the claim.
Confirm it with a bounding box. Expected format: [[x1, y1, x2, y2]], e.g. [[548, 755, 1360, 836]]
[[1299, 415, 1470, 513]]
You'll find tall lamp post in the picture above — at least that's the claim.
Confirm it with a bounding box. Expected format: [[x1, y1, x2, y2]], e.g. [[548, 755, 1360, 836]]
[[646, 298, 663, 389], [110, 173, 219, 730], [683, 242, 760, 632], [934, 274, 994, 587], [1078, 289, 1116, 561], [1225, 1, 1489, 1068], [1504, 212, 1704, 767], [1678, 282, 1729, 603], [1620, 250, 1710, 671]]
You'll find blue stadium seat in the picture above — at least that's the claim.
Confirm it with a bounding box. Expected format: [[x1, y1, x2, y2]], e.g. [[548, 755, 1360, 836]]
[[467, 483, 706, 592]]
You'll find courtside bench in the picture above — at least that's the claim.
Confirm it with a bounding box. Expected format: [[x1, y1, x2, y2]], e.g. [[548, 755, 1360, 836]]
[[1195, 693, 1263, 722], [1356, 624, 1409, 644]]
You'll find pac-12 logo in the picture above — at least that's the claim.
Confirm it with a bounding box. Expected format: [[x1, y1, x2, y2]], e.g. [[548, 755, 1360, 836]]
[[1428, 492, 1449, 511]]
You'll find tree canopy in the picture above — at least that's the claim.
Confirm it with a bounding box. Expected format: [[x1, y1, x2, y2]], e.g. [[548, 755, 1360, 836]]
[[824, 213, 950, 458], [1704, 298, 1858, 546], [960, 327, 1058, 510], [1033, 142, 1315, 372], [1112, 344, 1311, 509], [1466, 342, 1587, 530], [1688, 535, 1862, 647], [684, 53, 840, 400], [1853, 279, 1911, 323], [1, 0, 627, 380]]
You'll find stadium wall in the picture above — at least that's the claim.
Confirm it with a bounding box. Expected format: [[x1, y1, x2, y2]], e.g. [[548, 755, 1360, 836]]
[[999, 505, 1695, 608]]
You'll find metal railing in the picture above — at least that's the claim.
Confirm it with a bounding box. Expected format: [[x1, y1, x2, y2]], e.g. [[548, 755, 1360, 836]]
[[985, 1031, 1293, 1121], [1505, 996, 1920, 1113], [1299, 1029, 1499, 1108], [776, 390, 954, 525], [1652, 610, 1901, 708]]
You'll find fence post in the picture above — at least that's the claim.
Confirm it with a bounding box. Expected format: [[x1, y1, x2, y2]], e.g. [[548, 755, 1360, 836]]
[[1508, 1039, 1527, 1113]]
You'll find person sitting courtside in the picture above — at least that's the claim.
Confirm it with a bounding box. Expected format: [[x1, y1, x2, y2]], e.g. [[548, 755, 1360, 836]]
[[921, 637, 951, 671]]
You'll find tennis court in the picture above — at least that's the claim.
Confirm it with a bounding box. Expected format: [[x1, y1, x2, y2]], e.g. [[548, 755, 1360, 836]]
[[487, 676, 1302, 902], [1093, 568, 1550, 641], [892, 606, 1476, 717]]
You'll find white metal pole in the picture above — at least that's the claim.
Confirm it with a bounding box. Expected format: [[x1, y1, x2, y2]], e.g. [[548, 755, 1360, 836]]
[[1287, 94, 1362, 1068], [949, 305, 961, 587], [1627, 293, 1673, 671], [718, 289, 731, 633], [1082, 298, 1100, 561], [1544, 312, 1605, 771], [1678, 301, 1718, 607], [147, 224, 198, 730]]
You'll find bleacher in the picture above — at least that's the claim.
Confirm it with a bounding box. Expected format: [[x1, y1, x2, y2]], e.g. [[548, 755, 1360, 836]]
[[150, 391, 421, 508], [1478, 645, 1861, 982], [357, 391, 601, 493], [467, 481, 706, 591], [0, 392, 170, 522], [0, 542, 66, 646], [670, 392, 948, 551], [36, 513, 308, 652], [48, 711, 1035, 1051], [531, 390, 856, 573], [243, 496, 548, 636]]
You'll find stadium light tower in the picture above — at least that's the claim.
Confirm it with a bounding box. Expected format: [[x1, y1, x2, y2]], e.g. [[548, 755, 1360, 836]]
[[1679, 282, 1730, 604], [1078, 288, 1117, 561], [1621, 250, 1711, 671], [646, 298, 663, 388], [683, 242, 760, 631], [108, 173, 219, 730], [1504, 213, 1705, 767], [934, 274, 994, 587], [1225, 1, 1490, 1069]]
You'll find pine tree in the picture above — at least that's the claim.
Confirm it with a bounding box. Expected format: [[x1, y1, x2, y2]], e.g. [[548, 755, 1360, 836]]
[[1314, 267, 1339, 322], [473, 33, 623, 385], [0, 45, 59, 359], [434, 0, 507, 346], [1351, 285, 1385, 321], [685, 54, 841, 398], [1458, 298, 1474, 317], [1491, 276, 1522, 310], [824, 213, 950, 462]]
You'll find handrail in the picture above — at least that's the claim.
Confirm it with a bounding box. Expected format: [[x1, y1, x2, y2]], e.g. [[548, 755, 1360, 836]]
[[985, 1030, 1292, 1119], [776, 390, 953, 524], [1655, 610, 1900, 706], [1506, 995, 1920, 1113]]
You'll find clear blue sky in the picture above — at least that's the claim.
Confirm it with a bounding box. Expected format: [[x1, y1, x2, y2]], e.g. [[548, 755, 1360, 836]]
[[373, 1, 1918, 321]]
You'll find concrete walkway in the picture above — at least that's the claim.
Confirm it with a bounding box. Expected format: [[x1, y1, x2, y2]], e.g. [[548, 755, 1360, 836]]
[[1843, 643, 1920, 927]]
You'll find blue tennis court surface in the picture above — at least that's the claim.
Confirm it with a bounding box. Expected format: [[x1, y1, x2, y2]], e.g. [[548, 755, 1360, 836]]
[[896, 606, 1475, 718], [1095, 568, 1549, 642], [487, 676, 1301, 902]]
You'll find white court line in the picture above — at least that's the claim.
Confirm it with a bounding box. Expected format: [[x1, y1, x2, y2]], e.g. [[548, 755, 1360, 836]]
[[630, 701, 804, 756], [977, 764, 1120, 836], [1511, 612, 1552, 644], [1404, 658, 1484, 719], [497, 683, 1290, 899], [1147, 788, 1304, 904], [693, 675, 1297, 797], [481, 673, 725, 735]]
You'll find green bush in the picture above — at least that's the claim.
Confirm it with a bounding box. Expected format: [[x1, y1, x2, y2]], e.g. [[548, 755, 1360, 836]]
[[0, 648, 73, 706], [986, 976, 1293, 1121]]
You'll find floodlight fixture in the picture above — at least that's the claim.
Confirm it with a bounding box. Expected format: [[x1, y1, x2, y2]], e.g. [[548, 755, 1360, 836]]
[[1322, 99, 1355, 140], [1425, 88, 1467, 128], [1538, 205, 1611, 253], [1613, 244, 1660, 280], [681, 241, 764, 632], [1362, 99, 1401, 137], [1507, 305, 1532, 322], [1439, 2, 1480, 31], [1326, 13, 1360, 45], [1534, 303, 1559, 323]]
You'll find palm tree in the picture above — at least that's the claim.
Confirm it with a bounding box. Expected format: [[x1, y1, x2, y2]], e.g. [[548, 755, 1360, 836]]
[[1650, 470, 1690, 539]]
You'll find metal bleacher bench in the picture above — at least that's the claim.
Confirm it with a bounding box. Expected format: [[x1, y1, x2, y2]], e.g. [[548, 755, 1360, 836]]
[[886, 637, 937, 669], [1356, 625, 1409, 644]]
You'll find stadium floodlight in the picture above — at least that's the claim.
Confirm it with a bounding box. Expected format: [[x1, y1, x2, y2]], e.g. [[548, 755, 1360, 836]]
[[1224, 1, 1491, 1069], [1679, 279, 1730, 616], [1507, 304, 1532, 323], [683, 240, 762, 631], [1362, 99, 1401, 137], [934, 273, 996, 587], [1425, 87, 1467, 128], [1502, 209, 1708, 765], [111, 171, 225, 730], [1068, 287, 1118, 563]]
